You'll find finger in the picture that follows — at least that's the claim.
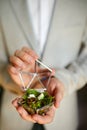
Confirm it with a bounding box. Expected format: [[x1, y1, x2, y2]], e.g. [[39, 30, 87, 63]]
[[54, 86, 64, 108], [54, 91, 62, 108], [12, 98, 36, 123], [12, 98, 19, 108], [9, 55, 25, 69], [47, 78, 64, 108], [15, 50, 35, 64], [17, 107, 36, 123], [8, 64, 18, 74], [32, 106, 56, 124], [22, 47, 38, 59], [47, 79, 56, 95]]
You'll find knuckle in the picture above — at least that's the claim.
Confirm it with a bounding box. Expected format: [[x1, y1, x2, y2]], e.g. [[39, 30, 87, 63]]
[[15, 58, 20, 65], [22, 46, 28, 50], [15, 58, 23, 66], [22, 47, 30, 53], [21, 51, 25, 57], [22, 53, 29, 61], [15, 50, 19, 56]]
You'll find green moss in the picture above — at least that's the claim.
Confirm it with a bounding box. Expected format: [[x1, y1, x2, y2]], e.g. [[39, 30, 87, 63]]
[[18, 89, 54, 115]]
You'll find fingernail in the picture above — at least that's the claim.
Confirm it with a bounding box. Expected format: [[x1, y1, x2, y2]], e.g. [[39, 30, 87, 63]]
[[56, 102, 60, 108]]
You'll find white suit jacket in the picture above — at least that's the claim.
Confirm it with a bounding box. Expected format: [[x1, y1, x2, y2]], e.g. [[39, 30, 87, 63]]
[[0, 0, 87, 130]]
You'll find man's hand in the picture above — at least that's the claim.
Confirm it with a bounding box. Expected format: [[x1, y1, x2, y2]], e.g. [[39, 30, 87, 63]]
[[8, 47, 39, 87], [12, 76, 65, 124], [9, 46, 65, 124], [12, 98, 56, 124], [46, 77, 65, 108]]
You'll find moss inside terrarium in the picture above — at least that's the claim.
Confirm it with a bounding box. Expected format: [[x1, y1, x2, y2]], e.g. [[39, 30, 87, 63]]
[[18, 89, 54, 115]]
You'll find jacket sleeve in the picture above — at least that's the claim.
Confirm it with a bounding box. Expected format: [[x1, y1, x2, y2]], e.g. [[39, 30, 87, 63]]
[[55, 41, 87, 96], [0, 63, 23, 95], [0, 26, 22, 95]]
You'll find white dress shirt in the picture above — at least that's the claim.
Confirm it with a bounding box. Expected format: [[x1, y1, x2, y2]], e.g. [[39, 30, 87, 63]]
[[27, 0, 55, 53]]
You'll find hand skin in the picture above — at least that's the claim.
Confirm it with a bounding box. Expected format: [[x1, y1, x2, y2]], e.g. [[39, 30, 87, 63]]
[[12, 98, 56, 124], [8, 46, 65, 124], [46, 77, 65, 108], [8, 47, 39, 87], [12, 77, 65, 124], [8, 46, 55, 87]]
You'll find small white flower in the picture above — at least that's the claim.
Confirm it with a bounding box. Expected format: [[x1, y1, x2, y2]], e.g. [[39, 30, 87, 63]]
[[38, 93, 44, 100], [28, 94, 36, 98]]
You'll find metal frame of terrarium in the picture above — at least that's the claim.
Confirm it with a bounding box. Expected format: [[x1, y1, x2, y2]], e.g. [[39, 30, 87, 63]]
[[18, 59, 52, 92]]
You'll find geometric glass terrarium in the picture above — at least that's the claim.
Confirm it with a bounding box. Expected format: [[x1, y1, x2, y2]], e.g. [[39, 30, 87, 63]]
[[18, 59, 52, 91], [17, 59, 54, 115]]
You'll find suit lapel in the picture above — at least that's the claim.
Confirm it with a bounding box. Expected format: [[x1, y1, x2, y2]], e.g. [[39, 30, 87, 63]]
[[42, 0, 59, 65], [10, 0, 40, 54], [42, 0, 86, 68], [0, 23, 7, 62], [0, 0, 40, 56]]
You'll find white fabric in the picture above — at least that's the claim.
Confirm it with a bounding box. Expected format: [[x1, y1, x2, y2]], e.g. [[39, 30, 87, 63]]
[[1, 91, 33, 130], [27, 0, 54, 53]]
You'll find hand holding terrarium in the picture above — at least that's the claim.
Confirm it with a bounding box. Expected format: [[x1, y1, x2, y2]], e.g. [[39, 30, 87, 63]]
[[8, 47, 64, 124], [17, 58, 55, 115]]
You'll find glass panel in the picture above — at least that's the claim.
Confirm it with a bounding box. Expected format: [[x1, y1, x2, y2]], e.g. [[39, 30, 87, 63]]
[[18, 60, 52, 92]]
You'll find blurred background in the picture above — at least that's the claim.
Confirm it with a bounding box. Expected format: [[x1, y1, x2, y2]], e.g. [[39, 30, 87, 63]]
[[77, 84, 87, 130]]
